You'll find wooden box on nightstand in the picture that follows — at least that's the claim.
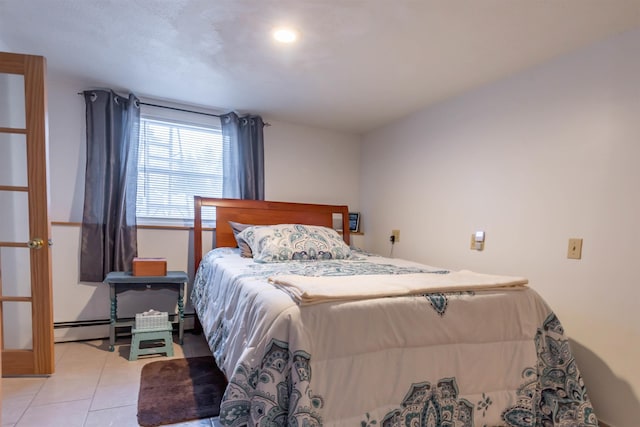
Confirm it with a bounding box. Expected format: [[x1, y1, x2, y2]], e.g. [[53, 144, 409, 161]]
[[132, 257, 167, 276]]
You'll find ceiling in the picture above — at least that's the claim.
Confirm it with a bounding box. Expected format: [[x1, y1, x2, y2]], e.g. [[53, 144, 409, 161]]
[[1, 0, 639, 134]]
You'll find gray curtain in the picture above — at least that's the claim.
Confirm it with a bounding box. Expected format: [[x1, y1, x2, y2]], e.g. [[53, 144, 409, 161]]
[[221, 112, 265, 200], [80, 90, 140, 282]]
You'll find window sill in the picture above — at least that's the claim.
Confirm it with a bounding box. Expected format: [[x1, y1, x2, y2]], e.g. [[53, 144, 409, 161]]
[[51, 221, 214, 231]]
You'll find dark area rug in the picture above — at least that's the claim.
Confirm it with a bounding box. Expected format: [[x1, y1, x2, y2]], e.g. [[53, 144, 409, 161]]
[[137, 356, 227, 427]]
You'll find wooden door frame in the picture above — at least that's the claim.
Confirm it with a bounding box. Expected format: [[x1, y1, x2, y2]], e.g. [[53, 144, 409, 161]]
[[0, 52, 54, 375]]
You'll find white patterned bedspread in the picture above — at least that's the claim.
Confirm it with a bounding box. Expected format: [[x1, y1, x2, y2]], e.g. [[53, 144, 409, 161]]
[[191, 248, 597, 427]]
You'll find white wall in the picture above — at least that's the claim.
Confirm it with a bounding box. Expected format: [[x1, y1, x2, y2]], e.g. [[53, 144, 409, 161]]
[[361, 29, 640, 426], [46, 72, 361, 340], [264, 120, 361, 209]]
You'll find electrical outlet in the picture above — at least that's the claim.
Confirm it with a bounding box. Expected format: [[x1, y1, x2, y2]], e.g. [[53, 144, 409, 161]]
[[567, 238, 583, 259], [391, 229, 400, 243]]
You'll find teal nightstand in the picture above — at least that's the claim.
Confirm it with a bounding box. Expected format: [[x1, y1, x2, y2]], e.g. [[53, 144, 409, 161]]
[[103, 271, 188, 351]]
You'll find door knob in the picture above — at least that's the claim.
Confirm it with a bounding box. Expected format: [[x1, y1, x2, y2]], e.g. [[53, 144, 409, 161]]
[[27, 238, 44, 249]]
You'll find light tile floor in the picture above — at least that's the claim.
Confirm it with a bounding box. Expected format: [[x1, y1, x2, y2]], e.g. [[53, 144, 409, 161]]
[[2, 333, 221, 427]]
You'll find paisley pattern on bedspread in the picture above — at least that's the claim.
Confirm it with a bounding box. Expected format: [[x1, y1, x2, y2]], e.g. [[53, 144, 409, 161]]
[[197, 247, 447, 277], [242, 258, 448, 278], [361, 312, 597, 427], [379, 378, 474, 427], [214, 311, 596, 426], [502, 313, 598, 426], [422, 291, 475, 316], [219, 339, 324, 427]]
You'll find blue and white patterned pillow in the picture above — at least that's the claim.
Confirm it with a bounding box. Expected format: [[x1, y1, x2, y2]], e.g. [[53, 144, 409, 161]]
[[228, 221, 254, 257], [236, 224, 351, 263]]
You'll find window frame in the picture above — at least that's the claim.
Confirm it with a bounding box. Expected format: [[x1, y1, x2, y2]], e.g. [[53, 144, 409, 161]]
[[135, 107, 223, 227]]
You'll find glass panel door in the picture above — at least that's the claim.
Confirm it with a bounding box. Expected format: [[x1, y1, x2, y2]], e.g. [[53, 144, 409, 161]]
[[0, 72, 26, 128], [0, 52, 54, 375]]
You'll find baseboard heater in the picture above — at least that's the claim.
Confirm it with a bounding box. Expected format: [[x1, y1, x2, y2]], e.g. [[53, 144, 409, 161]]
[[54, 319, 110, 329], [54, 312, 196, 329]]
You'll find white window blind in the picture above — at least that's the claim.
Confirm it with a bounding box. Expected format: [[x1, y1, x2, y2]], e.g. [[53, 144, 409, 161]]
[[136, 116, 222, 225]]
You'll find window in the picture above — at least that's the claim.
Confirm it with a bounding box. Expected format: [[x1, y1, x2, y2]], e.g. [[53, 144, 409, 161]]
[[136, 115, 222, 225]]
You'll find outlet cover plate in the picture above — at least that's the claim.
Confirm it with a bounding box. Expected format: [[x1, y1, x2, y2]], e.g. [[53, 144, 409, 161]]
[[567, 238, 583, 259]]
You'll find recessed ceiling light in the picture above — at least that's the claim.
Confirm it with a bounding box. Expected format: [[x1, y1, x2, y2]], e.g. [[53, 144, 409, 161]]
[[272, 27, 298, 43]]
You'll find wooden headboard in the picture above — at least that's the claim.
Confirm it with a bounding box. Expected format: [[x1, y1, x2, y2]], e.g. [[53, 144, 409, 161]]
[[193, 197, 351, 272]]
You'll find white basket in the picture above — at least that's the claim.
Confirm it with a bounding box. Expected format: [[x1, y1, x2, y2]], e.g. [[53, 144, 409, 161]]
[[135, 311, 168, 330]]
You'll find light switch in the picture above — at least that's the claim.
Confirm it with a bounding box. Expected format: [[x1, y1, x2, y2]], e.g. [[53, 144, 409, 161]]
[[470, 231, 485, 251]]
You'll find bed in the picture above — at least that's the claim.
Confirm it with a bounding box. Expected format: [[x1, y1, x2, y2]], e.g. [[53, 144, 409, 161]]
[[191, 197, 597, 427]]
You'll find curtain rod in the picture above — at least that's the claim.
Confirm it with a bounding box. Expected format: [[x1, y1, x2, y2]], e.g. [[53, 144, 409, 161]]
[[76, 92, 271, 125], [141, 101, 222, 118]]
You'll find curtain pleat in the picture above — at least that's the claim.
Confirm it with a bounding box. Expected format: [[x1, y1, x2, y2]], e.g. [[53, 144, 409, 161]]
[[80, 90, 140, 282], [221, 112, 265, 200]]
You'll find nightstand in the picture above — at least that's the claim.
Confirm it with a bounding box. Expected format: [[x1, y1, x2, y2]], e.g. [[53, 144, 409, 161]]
[[103, 271, 188, 351]]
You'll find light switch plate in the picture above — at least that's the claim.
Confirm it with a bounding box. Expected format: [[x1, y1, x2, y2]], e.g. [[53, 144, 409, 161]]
[[470, 233, 485, 250]]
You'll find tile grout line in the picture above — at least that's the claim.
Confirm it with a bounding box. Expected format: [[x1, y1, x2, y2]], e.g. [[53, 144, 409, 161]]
[[6, 378, 47, 427], [81, 343, 111, 426]]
